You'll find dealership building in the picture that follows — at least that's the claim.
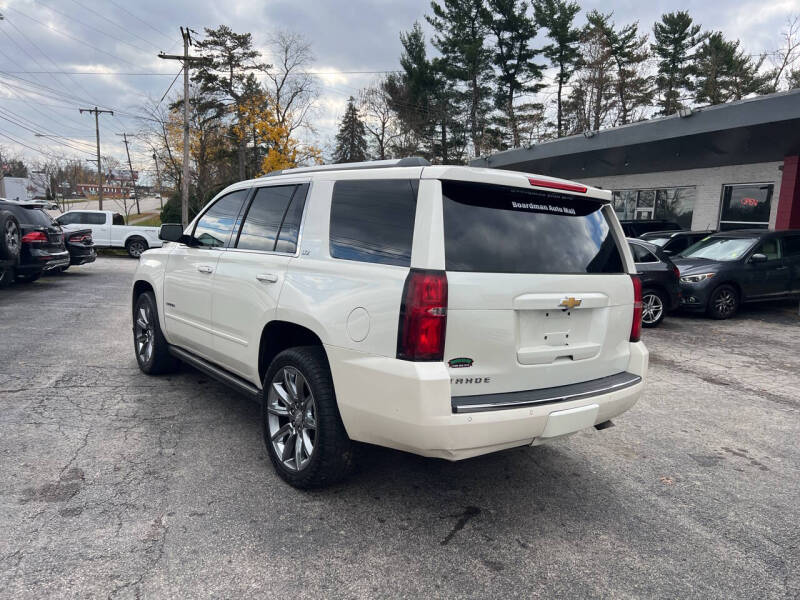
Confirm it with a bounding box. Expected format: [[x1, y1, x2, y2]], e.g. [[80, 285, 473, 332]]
[[471, 89, 800, 232]]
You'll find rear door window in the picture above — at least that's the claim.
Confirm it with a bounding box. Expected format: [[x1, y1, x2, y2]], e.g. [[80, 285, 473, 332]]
[[193, 189, 249, 248], [329, 179, 417, 266], [441, 180, 624, 274], [235, 184, 307, 253], [630, 243, 658, 263], [81, 212, 107, 225], [782, 235, 800, 257]]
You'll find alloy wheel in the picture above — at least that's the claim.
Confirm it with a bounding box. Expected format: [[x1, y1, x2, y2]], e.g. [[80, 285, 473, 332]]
[[267, 366, 317, 472], [641, 293, 664, 325], [5, 220, 20, 257], [129, 241, 145, 258], [713, 289, 736, 318], [134, 304, 154, 364]]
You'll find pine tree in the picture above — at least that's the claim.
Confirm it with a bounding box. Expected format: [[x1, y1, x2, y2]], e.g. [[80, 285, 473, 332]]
[[485, 0, 545, 148], [193, 26, 269, 179], [533, 0, 581, 138], [695, 33, 773, 105], [383, 23, 438, 158], [651, 11, 704, 115], [788, 68, 800, 89], [604, 20, 653, 124], [427, 0, 493, 157], [333, 97, 368, 163]]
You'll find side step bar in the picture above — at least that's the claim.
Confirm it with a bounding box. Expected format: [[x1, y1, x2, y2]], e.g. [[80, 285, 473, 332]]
[[169, 345, 261, 403]]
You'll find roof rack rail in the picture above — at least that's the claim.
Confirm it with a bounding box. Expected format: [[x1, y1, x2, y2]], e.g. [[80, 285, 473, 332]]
[[261, 156, 431, 178]]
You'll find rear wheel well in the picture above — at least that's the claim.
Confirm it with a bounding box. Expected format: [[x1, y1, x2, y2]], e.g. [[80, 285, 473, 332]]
[[259, 321, 325, 384], [126, 236, 148, 248]]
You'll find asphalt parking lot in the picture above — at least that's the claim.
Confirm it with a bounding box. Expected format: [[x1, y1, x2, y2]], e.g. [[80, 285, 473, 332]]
[[1, 257, 798, 599]]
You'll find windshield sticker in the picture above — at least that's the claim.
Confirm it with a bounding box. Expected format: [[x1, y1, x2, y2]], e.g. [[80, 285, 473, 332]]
[[511, 201, 577, 215]]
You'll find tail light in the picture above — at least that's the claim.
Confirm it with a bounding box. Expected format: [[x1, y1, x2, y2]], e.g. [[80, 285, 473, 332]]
[[528, 177, 587, 193], [630, 275, 643, 342], [21, 231, 47, 243], [70, 233, 92, 244], [397, 269, 448, 361], [671, 264, 680, 279]]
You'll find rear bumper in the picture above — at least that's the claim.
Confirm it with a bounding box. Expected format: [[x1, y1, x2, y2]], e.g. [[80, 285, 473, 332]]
[[16, 249, 70, 273], [327, 342, 648, 460], [68, 246, 97, 265]]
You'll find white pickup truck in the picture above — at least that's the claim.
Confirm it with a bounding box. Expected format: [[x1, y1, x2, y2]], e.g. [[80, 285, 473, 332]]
[[55, 210, 163, 258]]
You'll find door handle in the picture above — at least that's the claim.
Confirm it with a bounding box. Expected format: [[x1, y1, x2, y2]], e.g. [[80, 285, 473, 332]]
[[197, 265, 213, 274], [256, 273, 279, 283]]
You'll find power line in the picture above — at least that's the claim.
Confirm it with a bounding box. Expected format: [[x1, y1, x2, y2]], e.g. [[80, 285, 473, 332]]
[[3, 5, 138, 67], [33, 0, 153, 55], [66, 0, 164, 50], [104, 0, 175, 44]]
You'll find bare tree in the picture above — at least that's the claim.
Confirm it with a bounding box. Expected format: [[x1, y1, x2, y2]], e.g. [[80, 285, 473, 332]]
[[771, 16, 800, 91], [262, 30, 319, 139], [358, 80, 401, 160]]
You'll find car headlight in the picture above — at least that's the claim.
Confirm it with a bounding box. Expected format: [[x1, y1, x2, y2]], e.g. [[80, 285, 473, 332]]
[[680, 273, 715, 283]]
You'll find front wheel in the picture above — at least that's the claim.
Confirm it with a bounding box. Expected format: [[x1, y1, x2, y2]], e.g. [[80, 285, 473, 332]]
[[641, 289, 666, 327], [126, 237, 148, 258], [133, 291, 179, 374], [706, 284, 739, 320], [262, 347, 354, 489]]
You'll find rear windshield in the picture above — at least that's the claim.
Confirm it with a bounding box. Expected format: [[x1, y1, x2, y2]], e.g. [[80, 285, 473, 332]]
[[5, 205, 55, 227], [441, 180, 624, 274]]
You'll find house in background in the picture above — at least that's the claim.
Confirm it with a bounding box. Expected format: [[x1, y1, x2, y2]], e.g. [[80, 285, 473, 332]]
[[471, 89, 800, 232]]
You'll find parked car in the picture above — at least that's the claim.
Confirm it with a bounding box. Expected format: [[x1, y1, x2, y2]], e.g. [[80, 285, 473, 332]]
[[674, 229, 800, 319], [0, 200, 69, 284], [55, 210, 162, 258], [61, 228, 97, 270], [628, 239, 681, 327], [639, 230, 716, 256], [620, 220, 682, 237], [132, 158, 648, 488]]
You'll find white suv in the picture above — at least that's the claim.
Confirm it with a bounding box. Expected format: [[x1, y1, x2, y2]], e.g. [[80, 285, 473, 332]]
[[132, 158, 648, 488]]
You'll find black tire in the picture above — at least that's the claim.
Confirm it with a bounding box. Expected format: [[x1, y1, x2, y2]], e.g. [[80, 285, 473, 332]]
[[14, 271, 41, 283], [0, 268, 13, 288], [641, 288, 667, 328], [126, 237, 148, 258], [0, 210, 21, 262], [132, 291, 180, 374], [262, 347, 354, 489], [706, 284, 739, 320]]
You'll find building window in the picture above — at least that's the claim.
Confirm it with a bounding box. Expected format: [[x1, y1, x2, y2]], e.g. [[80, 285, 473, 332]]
[[612, 186, 695, 229], [719, 184, 772, 231]]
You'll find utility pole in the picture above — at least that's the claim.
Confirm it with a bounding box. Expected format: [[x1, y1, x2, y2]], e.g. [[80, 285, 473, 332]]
[[116, 133, 140, 215], [159, 27, 204, 227], [79, 107, 113, 210], [152, 152, 163, 210]]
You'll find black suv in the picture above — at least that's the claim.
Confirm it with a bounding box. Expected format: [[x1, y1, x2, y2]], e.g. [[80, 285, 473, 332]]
[[639, 230, 716, 256], [0, 200, 69, 284], [673, 229, 800, 319], [628, 238, 681, 327]]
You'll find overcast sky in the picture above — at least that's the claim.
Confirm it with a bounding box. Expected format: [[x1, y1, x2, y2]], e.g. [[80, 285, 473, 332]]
[[0, 0, 798, 181]]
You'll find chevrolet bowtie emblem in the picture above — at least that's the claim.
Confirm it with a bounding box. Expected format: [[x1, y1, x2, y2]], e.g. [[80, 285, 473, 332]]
[[559, 297, 582, 310]]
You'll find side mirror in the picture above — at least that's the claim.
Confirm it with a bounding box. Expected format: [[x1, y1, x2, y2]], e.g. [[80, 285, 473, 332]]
[[159, 223, 184, 242], [750, 253, 767, 263]]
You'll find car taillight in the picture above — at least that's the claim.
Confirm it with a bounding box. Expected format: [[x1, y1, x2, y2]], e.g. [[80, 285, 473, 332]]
[[671, 264, 680, 279], [70, 233, 91, 244], [630, 274, 643, 342], [397, 269, 448, 361], [21, 231, 47, 243]]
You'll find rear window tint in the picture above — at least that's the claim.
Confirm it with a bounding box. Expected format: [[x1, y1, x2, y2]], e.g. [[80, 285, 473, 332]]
[[5, 205, 54, 227], [442, 180, 624, 274], [329, 179, 416, 266]]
